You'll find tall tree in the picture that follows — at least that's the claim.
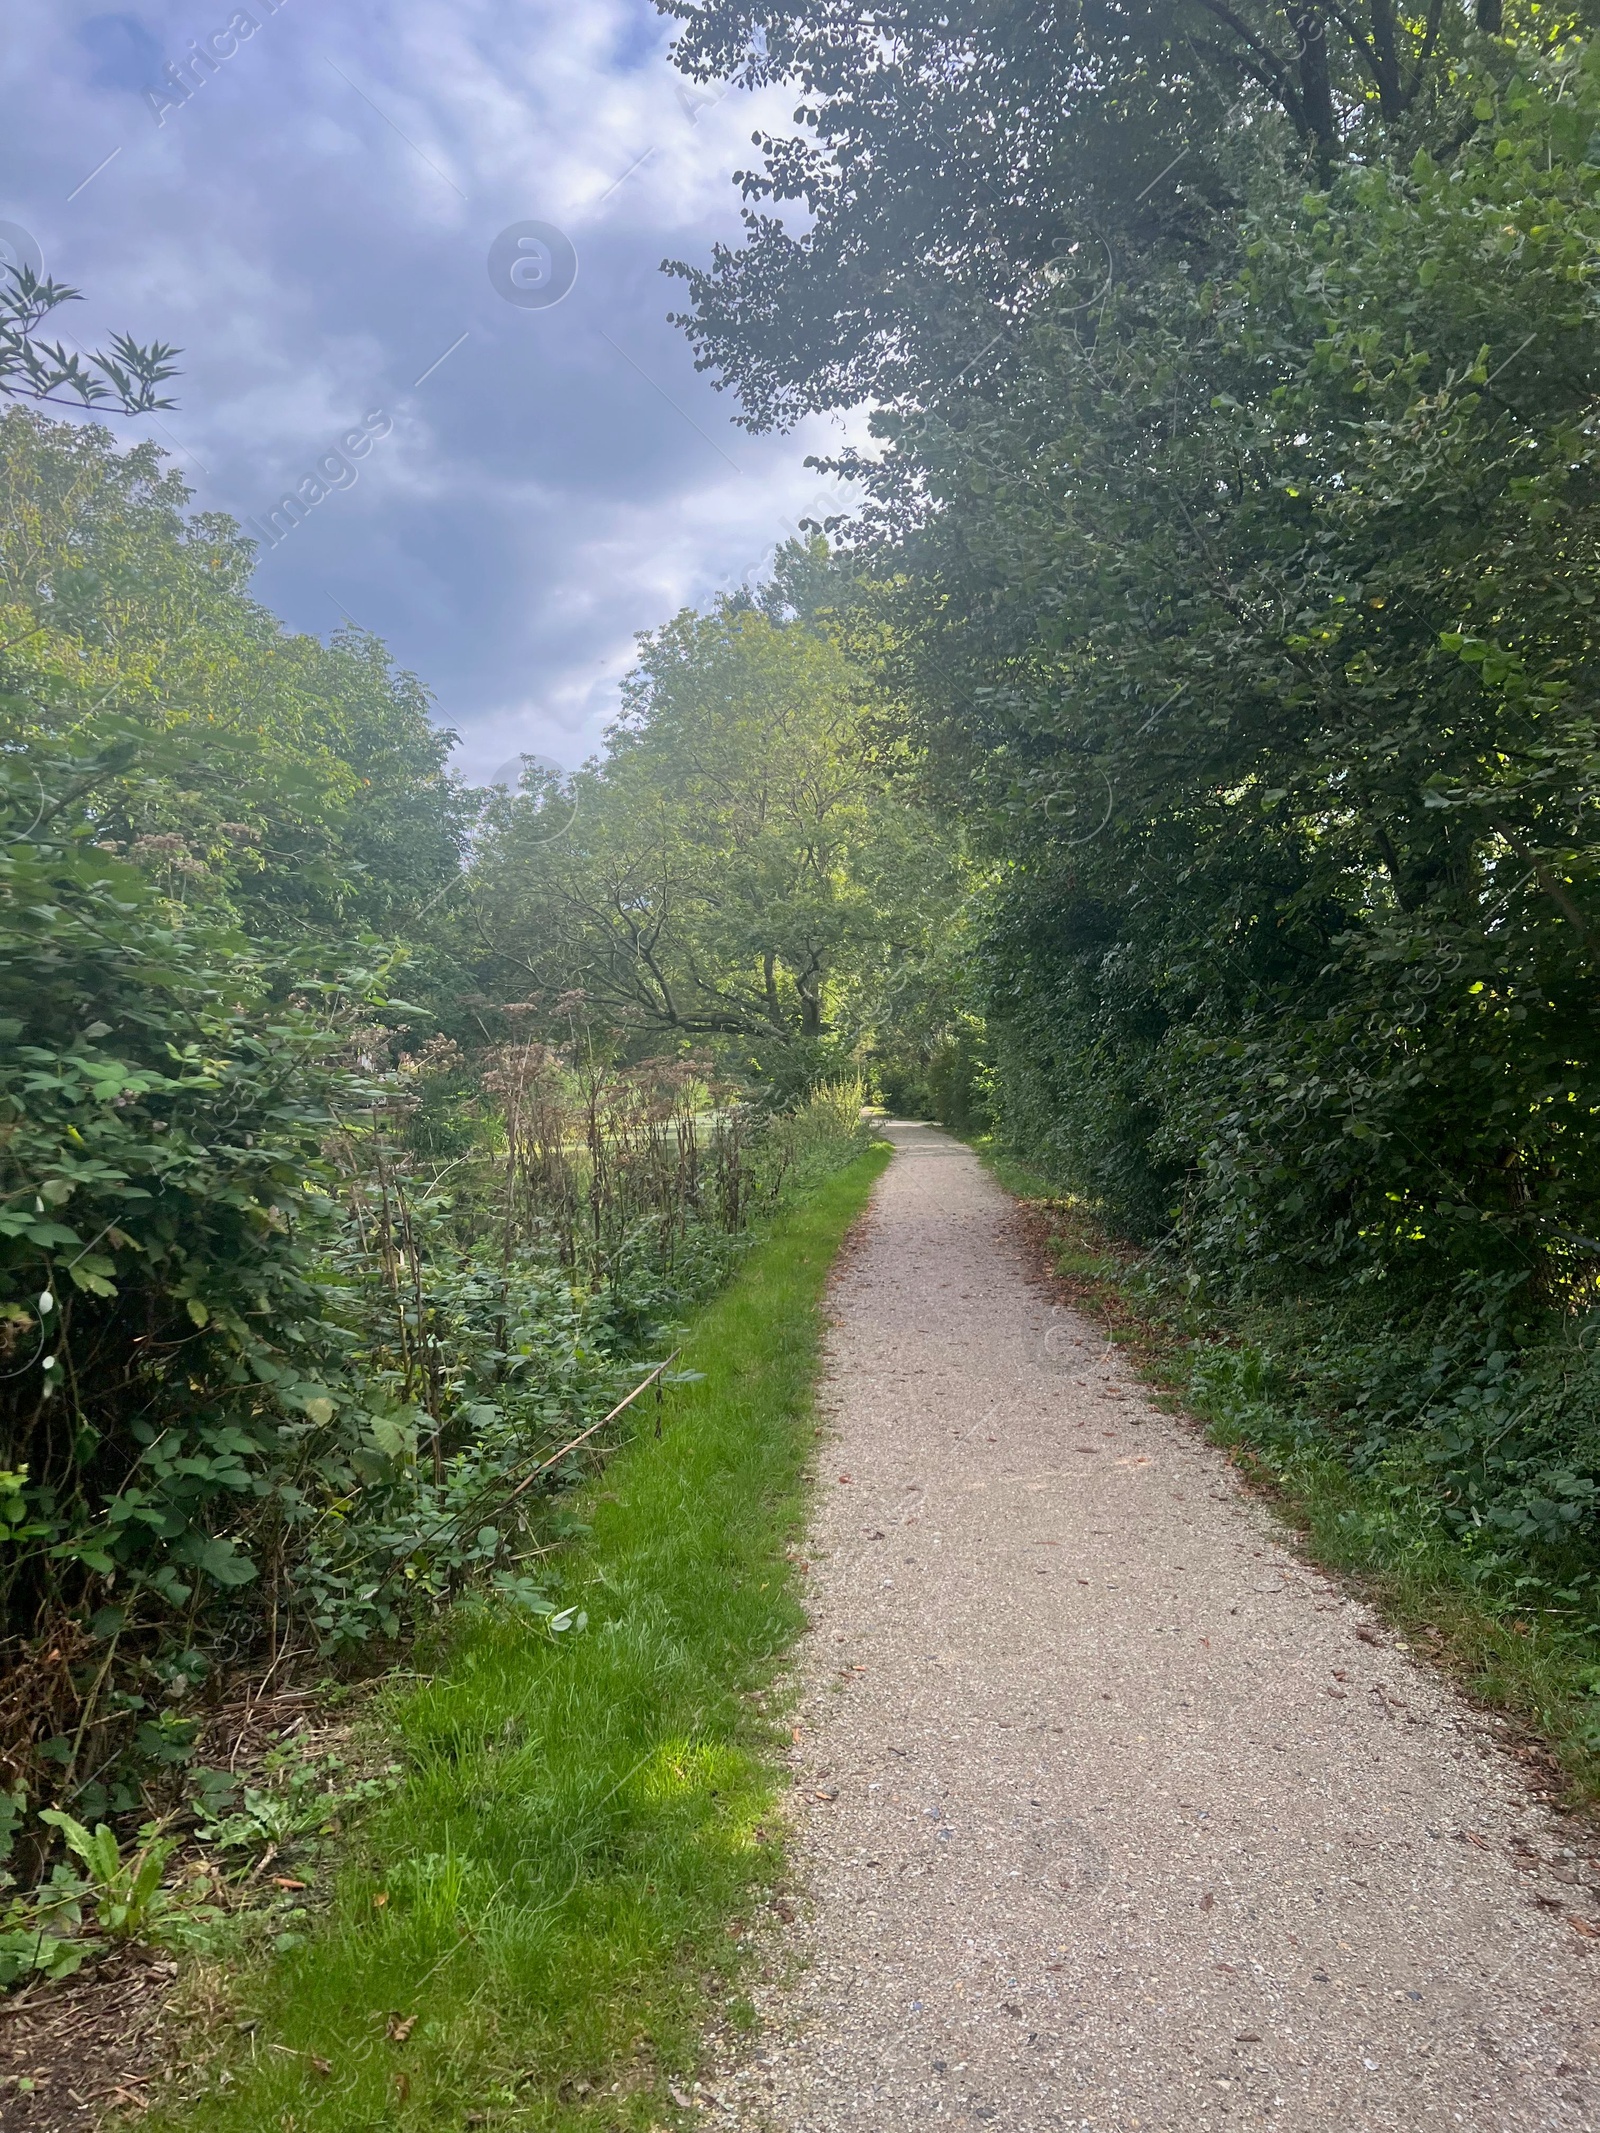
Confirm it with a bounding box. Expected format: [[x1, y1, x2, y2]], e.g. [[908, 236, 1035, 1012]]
[[862, 44, 1600, 1289], [0, 409, 470, 937], [660, 0, 1522, 429], [470, 560, 957, 1081]]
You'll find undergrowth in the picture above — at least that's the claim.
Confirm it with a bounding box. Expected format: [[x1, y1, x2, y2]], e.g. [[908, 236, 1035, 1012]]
[[144, 1140, 891, 2133]]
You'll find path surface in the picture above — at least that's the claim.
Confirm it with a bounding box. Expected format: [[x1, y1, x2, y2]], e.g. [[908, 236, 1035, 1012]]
[[713, 1123, 1600, 2132]]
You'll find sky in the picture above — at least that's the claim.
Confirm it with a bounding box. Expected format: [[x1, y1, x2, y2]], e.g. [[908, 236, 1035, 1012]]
[[1, 1, 860, 777]]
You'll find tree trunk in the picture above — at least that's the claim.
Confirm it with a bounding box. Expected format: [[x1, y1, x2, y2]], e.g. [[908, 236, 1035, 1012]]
[[1367, 0, 1405, 119], [1292, 5, 1338, 165]]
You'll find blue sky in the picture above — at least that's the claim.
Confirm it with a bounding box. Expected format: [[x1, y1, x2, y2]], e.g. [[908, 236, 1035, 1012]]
[[2, 1, 859, 775]]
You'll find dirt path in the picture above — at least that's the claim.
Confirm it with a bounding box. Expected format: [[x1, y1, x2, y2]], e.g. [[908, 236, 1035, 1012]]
[[714, 1122, 1600, 2132]]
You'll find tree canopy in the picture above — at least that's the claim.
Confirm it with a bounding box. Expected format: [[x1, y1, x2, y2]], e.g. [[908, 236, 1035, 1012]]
[[657, 9, 1600, 1616], [660, 0, 1539, 429], [0, 409, 470, 937], [470, 555, 962, 1086]]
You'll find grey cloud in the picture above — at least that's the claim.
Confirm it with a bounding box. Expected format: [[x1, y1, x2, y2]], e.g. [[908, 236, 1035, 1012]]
[[6, 0, 855, 772]]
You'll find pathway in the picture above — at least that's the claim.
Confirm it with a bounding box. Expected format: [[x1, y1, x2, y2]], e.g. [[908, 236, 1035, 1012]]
[[714, 1122, 1600, 2132]]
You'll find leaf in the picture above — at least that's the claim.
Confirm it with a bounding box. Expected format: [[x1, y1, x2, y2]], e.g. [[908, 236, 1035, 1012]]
[[41, 1810, 125, 1899], [386, 2013, 417, 2043], [368, 1410, 418, 1462], [185, 1296, 210, 1328], [303, 1395, 335, 1427], [193, 1536, 258, 1588]]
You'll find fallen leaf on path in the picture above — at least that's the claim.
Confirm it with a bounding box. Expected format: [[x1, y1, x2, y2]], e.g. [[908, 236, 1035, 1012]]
[[813, 1788, 839, 1801], [1356, 1628, 1381, 1646], [1200, 1892, 1214, 1911], [669, 2084, 695, 2107], [386, 2014, 416, 2043], [310, 2057, 333, 2079], [1567, 1916, 1600, 1939], [271, 1876, 308, 1890]]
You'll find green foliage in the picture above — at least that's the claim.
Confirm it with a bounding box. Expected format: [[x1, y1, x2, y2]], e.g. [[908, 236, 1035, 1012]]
[[670, 19, 1600, 1642], [0, 1779, 87, 1985], [0, 713, 874, 1844], [0, 414, 881, 1863], [143, 1146, 890, 2133], [662, 0, 1529, 429], [941, 46, 1600, 1617], [0, 408, 471, 940], [901, 43, 1600, 1301], [0, 731, 394, 1632], [37, 1808, 180, 1941], [0, 266, 180, 415], [468, 552, 963, 1084]]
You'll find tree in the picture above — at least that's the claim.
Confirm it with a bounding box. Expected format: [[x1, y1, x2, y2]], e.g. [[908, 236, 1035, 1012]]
[[660, 0, 1522, 430], [854, 42, 1600, 1294], [0, 409, 471, 939], [469, 558, 958, 1082]]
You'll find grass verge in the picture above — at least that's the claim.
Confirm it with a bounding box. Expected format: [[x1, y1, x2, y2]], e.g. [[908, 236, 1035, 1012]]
[[973, 1138, 1600, 1812], [151, 1142, 892, 2133]]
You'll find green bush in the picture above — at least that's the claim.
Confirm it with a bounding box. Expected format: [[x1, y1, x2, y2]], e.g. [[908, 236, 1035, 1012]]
[[0, 733, 387, 1638]]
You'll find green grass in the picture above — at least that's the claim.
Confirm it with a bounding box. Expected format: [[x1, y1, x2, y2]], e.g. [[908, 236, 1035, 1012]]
[[970, 1135, 1600, 1809], [154, 1143, 892, 2133]]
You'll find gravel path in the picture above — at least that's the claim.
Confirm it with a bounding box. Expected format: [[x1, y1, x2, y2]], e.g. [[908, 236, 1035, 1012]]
[[712, 1122, 1600, 2132]]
